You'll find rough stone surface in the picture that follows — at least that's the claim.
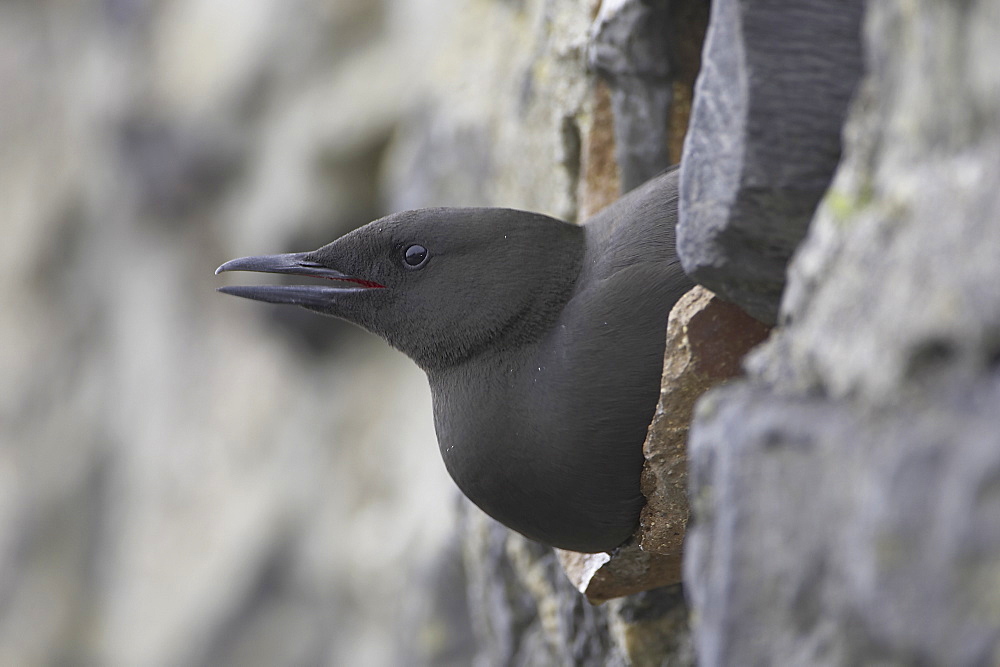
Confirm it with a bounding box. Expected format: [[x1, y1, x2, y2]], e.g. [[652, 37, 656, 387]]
[[589, 0, 673, 192], [577, 80, 623, 220], [689, 380, 1000, 666], [589, 0, 710, 192], [608, 584, 695, 667], [666, 0, 711, 164], [462, 506, 693, 666], [685, 0, 1000, 664], [557, 540, 681, 604], [639, 286, 770, 555], [677, 0, 865, 324]]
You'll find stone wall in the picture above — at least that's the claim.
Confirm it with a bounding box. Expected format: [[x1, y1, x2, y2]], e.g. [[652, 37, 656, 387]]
[[682, 0, 1000, 665], [8, 0, 996, 664]]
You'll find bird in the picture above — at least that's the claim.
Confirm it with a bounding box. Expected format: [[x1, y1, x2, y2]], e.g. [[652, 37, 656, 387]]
[[216, 166, 693, 553]]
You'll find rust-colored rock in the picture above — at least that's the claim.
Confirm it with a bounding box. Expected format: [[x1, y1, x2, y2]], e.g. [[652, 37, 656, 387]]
[[638, 286, 772, 556], [577, 80, 622, 220], [558, 287, 770, 602], [556, 540, 682, 604]]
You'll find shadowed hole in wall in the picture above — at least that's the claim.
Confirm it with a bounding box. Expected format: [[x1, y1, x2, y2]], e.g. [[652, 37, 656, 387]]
[[905, 337, 959, 381]]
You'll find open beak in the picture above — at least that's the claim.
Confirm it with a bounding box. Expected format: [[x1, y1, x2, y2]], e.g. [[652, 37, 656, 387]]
[[215, 252, 384, 307]]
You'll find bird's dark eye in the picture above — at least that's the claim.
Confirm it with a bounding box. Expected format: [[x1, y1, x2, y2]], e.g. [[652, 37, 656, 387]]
[[403, 244, 429, 268]]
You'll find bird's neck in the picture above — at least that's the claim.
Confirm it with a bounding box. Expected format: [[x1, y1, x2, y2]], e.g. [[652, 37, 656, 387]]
[[412, 244, 584, 373]]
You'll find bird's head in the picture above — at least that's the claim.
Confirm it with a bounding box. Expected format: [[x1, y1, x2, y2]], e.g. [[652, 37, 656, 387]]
[[217, 208, 584, 370]]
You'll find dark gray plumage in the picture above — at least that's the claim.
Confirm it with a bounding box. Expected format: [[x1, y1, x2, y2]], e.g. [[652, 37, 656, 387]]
[[216, 167, 692, 553]]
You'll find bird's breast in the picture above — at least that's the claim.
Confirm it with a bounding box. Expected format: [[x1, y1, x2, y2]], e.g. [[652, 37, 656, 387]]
[[425, 346, 650, 552]]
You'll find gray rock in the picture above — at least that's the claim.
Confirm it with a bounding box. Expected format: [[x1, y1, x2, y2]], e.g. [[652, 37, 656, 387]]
[[461, 504, 692, 667], [753, 23, 1000, 403], [460, 506, 622, 667], [686, 0, 1000, 664], [677, 0, 865, 324], [688, 380, 1000, 666]]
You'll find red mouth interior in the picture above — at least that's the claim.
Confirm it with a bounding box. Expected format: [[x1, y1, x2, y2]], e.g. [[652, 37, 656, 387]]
[[292, 272, 385, 289], [334, 277, 386, 289]]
